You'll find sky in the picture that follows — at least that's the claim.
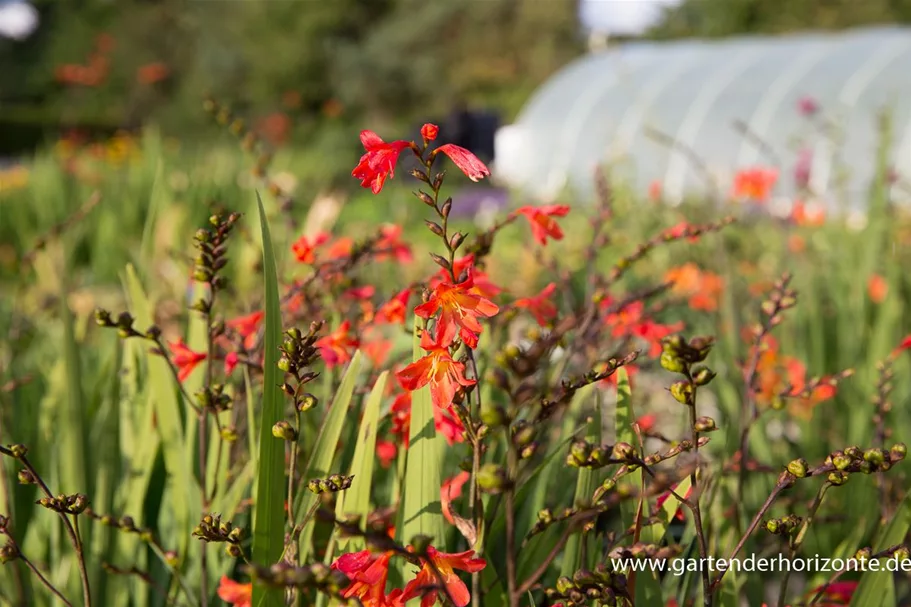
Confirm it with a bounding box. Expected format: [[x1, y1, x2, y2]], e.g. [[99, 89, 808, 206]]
[[579, 0, 685, 36]]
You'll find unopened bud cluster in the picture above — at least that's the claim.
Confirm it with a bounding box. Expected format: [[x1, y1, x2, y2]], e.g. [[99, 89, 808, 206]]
[[197, 383, 232, 414], [94, 309, 156, 340], [765, 514, 802, 536], [279, 325, 323, 410], [476, 463, 511, 494], [192, 513, 244, 557], [567, 440, 635, 469], [37, 493, 89, 515], [826, 443, 906, 477], [510, 421, 538, 459], [660, 335, 715, 375], [545, 565, 629, 607], [0, 542, 19, 564], [192, 212, 241, 310], [307, 474, 354, 495]]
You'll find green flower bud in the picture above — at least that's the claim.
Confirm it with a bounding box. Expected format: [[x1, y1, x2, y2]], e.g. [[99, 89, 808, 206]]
[[893, 546, 910, 563], [0, 544, 20, 563], [477, 463, 509, 494], [864, 448, 885, 466], [891, 443, 907, 461], [226, 544, 243, 558], [164, 551, 179, 567], [17, 469, 34, 484], [556, 576, 576, 594], [9, 444, 27, 459], [480, 402, 507, 428], [694, 416, 717, 433], [277, 356, 292, 373], [669, 381, 692, 404], [612, 442, 636, 461], [832, 454, 852, 470], [827, 471, 849, 486], [272, 421, 298, 441], [787, 458, 809, 478], [765, 519, 780, 534], [660, 351, 686, 374], [297, 393, 318, 412], [692, 366, 717, 386]]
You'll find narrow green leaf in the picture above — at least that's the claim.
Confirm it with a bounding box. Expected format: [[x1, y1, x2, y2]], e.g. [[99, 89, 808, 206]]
[[59, 291, 88, 497], [849, 487, 911, 607], [399, 316, 446, 549], [615, 368, 640, 530], [334, 371, 389, 553], [294, 351, 364, 560], [251, 192, 287, 607]]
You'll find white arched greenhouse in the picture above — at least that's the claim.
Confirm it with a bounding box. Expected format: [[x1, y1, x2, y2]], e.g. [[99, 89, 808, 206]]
[[493, 26, 911, 212]]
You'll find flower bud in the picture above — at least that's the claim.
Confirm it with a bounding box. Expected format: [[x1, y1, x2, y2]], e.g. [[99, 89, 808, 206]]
[[832, 453, 852, 470], [480, 402, 507, 428], [827, 471, 849, 486], [17, 469, 34, 484], [9, 444, 27, 459], [165, 550, 179, 567], [863, 448, 885, 467], [660, 351, 686, 374], [556, 576, 576, 594], [94, 308, 114, 326], [692, 366, 716, 386], [694, 416, 717, 433], [477, 463, 509, 494], [272, 421, 298, 441], [297, 393, 319, 412], [409, 534, 433, 555], [787, 458, 809, 478], [669, 381, 693, 404], [612, 442, 636, 461], [277, 356, 292, 373], [891, 443, 907, 461], [226, 544, 243, 558], [894, 546, 910, 563], [440, 198, 452, 218], [220, 426, 238, 442], [0, 544, 20, 563], [424, 220, 444, 236]]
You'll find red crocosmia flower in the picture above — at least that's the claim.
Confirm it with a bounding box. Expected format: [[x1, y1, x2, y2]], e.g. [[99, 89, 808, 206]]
[[893, 335, 911, 357], [389, 391, 464, 447], [435, 409, 466, 446], [636, 413, 656, 433], [434, 144, 490, 182], [227, 310, 264, 350], [415, 271, 499, 349], [441, 471, 471, 524], [514, 205, 571, 246], [732, 167, 778, 202], [376, 440, 398, 469], [376, 224, 413, 263], [513, 283, 558, 326], [421, 123, 439, 142], [326, 237, 354, 261], [352, 130, 414, 194], [332, 550, 403, 607], [316, 321, 359, 369], [345, 285, 376, 300], [291, 232, 330, 263], [655, 483, 692, 522], [168, 339, 206, 382], [809, 580, 857, 606], [396, 332, 475, 410], [377, 289, 411, 325], [224, 352, 240, 377], [402, 546, 486, 607], [868, 274, 888, 304], [363, 338, 393, 368], [217, 576, 252, 607]]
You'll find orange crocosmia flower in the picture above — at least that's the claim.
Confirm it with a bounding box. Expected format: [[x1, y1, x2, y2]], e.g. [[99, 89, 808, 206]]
[[636, 413, 656, 433], [421, 123, 439, 142], [376, 289, 411, 325], [415, 270, 499, 349], [376, 224, 413, 264], [435, 255, 502, 298], [868, 274, 888, 304], [514, 205, 571, 246], [227, 310, 264, 350], [662, 221, 700, 243], [513, 283, 558, 327], [332, 550, 403, 607], [325, 237, 354, 261], [442, 471, 471, 524], [315, 320, 359, 369], [396, 332, 475, 410], [602, 299, 683, 357], [732, 167, 778, 202], [291, 232, 330, 263], [363, 337, 393, 368], [168, 338, 206, 382], [402, 546, 486, 607], [892, 334, 911, 358], [217, 576, 252, 607], [665, 263, 724, 312], [137, 62, 169, 85], [389, 391, 464, 447], [352, 130, 414, 194], [345, 285, 376, 300], [433, 144, 490, 182], [791, 199, 825, 227]]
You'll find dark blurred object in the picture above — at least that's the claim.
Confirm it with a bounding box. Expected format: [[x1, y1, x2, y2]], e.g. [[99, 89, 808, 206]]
[[411, 106, 500, 163]]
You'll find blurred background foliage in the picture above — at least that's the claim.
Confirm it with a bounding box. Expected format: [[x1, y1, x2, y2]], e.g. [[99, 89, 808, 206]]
[[5, 0, 911, 157]]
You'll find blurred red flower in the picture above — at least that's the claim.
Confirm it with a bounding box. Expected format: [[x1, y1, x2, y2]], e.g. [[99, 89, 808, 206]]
[[216, 576, 251, 607], [513, 205, 571, 245], [352, 130, 413, 194], [732, 167, 778, 202], [168, 338, 206, 382], [513, 283, 558, 327]]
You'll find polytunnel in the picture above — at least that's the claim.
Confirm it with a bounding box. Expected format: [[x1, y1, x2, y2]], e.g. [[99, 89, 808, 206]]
[[493, 26, 911, 211]]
